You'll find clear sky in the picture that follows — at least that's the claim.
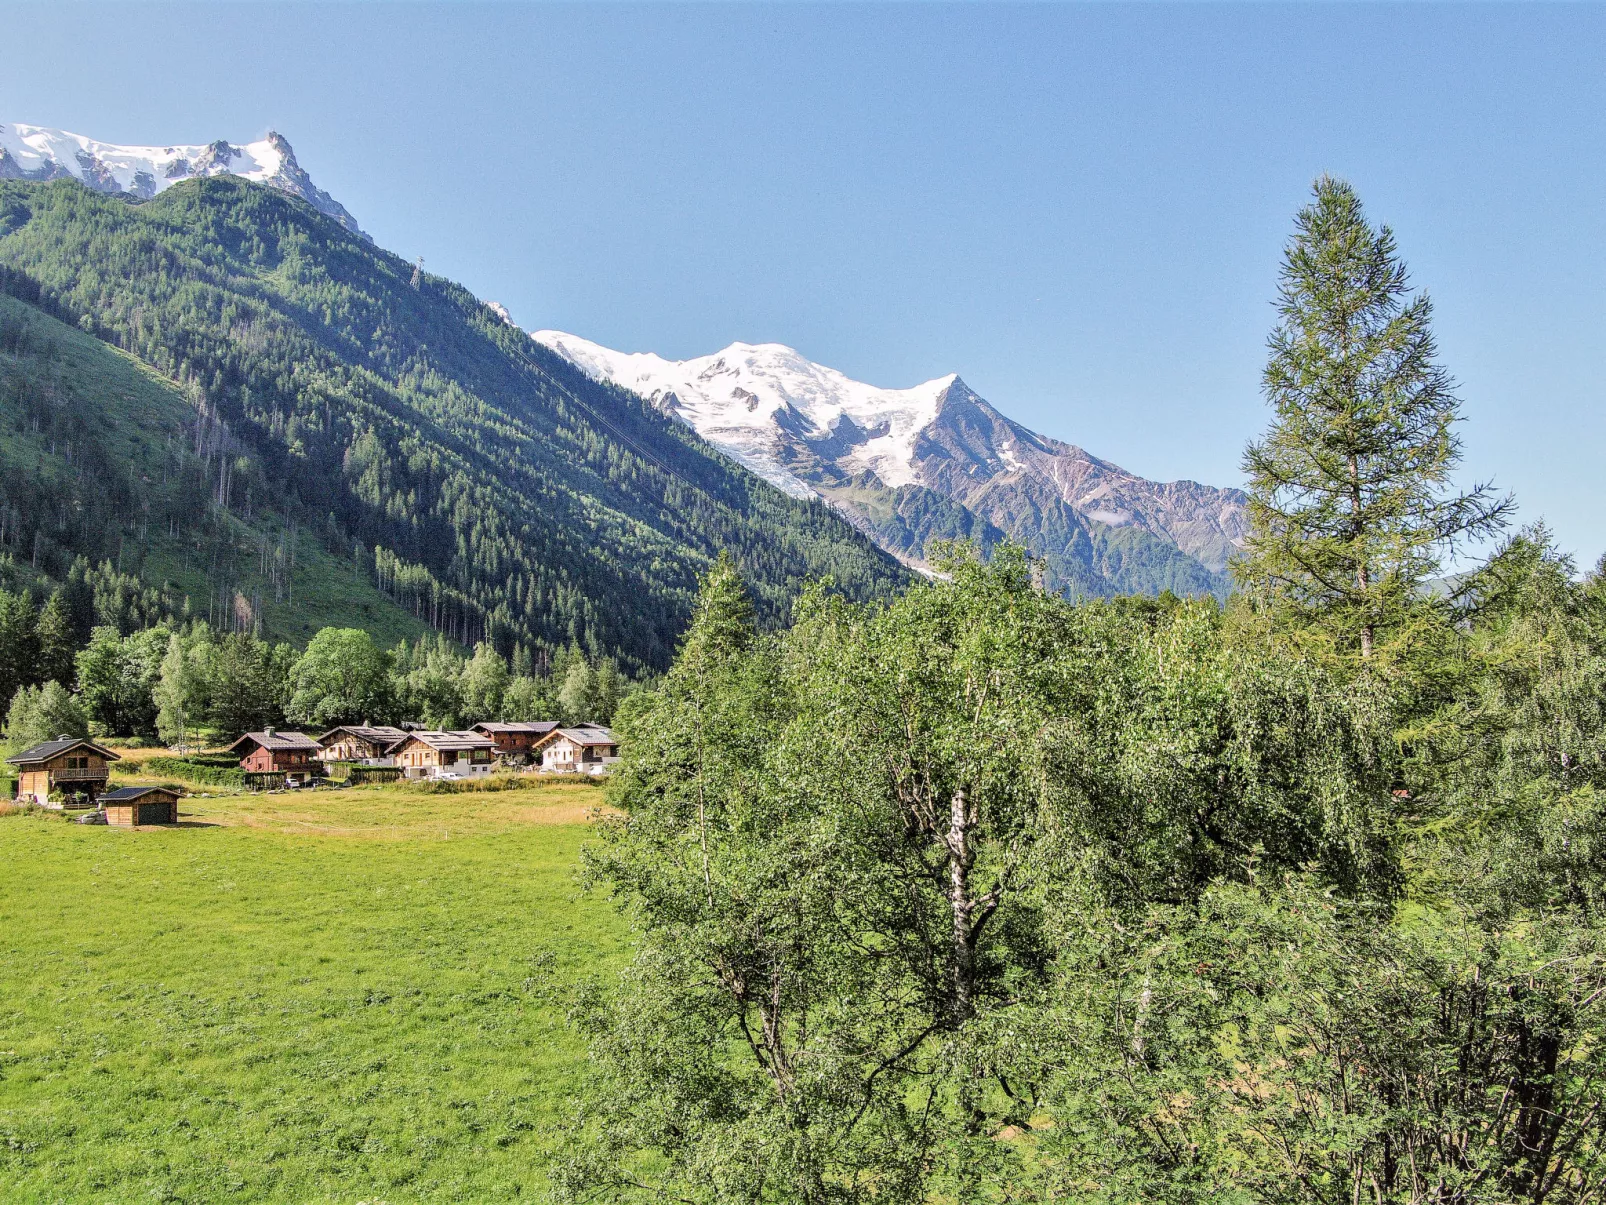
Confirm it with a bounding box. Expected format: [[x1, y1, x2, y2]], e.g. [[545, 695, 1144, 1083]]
[[4, 3, 1603, 564]]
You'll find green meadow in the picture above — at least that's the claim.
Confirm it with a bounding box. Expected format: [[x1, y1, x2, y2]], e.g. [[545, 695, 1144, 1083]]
[[0, 783, 622, 1203]]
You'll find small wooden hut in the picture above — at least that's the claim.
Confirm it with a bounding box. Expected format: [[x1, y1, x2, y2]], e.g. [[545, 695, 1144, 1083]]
[[99, 785, 180, 827]]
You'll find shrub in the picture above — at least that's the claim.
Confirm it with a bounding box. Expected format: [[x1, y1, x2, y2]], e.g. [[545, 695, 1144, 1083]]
[[142, 756, 246, 788], [348, 766, 401, 786]]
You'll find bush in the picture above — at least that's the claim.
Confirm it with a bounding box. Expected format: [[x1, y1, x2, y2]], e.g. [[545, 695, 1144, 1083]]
[[142, 756, 246, 788], [348, 766, 401, 786]]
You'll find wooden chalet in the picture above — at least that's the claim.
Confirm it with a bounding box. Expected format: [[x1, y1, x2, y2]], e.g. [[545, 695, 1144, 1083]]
[[314, 724, 409, 766], [228, 728, 325, 786], [7, 736, 120, 806], [100, 785, 179, 827], [534, 725, 620, 774], [470, 721, 558, 764], [393, 730, 496, 780]]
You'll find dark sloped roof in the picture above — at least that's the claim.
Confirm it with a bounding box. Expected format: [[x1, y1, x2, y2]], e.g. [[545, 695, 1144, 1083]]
[[402, 730, 497, 752], [6, 737, 121, 766], [315, 725, 410, 746], [227, 730, 321, 754], [473, 721, 559, 736], [100, 785, 178, 802]]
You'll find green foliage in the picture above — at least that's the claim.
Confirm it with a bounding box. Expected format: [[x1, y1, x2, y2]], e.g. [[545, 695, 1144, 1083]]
[[1238, 176, 1510, 664], [569, 522, 1606, 1201], [460, 639, 511, 722], [0, 292, 428, 648], [1410, 526, 1606, 922], [1034, 876, 1606, 1203], [284, 626, 392, 728], [74, 624, 167, 737], [0, 588, 39, 710], [388, 632, 621, 730], [33, 592, 73, 688], [153, 625, 213, 747], [141, 754, 247, 788], [566, 545, 1401, 1201], [0, 177, 905, 674], [207, 629, 293, 735], [4, 679, 88, 750]]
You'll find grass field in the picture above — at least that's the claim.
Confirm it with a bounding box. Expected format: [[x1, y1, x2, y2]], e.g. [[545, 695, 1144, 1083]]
[[0, 778, 622, 1203]]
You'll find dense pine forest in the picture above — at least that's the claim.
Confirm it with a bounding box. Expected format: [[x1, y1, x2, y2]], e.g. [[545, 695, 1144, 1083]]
[[0, 176, 906, 673]]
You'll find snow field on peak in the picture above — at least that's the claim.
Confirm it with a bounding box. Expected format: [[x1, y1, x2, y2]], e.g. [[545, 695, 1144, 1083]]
[[0, 123, 287, 197], [532, 331, 955, 494]]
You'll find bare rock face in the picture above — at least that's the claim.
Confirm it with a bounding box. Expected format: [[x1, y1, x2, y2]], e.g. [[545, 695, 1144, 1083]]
[[0, 124, 366, 238], [252, 132, 365, 238], [532, 332, 1246, 598], [914, 379, 1245, 574]]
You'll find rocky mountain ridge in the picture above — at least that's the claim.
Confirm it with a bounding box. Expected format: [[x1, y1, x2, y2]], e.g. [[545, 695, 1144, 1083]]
[[533, 331, 1246, 596], [0, 123, 365, 237]]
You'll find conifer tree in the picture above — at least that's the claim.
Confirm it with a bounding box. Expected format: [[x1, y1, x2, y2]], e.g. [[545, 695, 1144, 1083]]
[[36, 591, 77, 689], [1238, 177, 1510, 662], [0, 590, 38, 710], [680, 551, 755, 663]]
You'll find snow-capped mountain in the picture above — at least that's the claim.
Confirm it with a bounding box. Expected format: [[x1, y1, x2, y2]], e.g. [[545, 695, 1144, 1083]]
[[0, 124, 363, 237], [533, 334, 953, 498], [533, 332, 1247, 596]]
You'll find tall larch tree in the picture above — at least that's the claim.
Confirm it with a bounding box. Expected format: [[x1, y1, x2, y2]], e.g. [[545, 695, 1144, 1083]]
[[1238, 176, 1510, 663]]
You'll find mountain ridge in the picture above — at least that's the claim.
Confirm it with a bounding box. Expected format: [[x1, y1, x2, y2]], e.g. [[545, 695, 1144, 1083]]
[[532, 330, 1246, 597], [0, 174, 906, 670], [0, 123, 365, 238]]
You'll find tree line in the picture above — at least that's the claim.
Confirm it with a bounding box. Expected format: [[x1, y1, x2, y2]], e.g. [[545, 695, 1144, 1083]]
[[559, 179, 1606, 1203], [1, 584, 631, 755]]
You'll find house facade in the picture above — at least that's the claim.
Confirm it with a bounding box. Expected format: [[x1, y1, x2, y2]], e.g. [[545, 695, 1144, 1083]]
[[228, 729, 325, 786], [315, 725, 409, 767], [470, 721, 558, 765], [7, 737, 120, 806], [393, 730, 497, 780], [534, 725, 620, 774]]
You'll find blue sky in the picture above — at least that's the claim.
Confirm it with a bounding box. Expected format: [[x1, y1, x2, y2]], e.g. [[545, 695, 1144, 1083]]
[[5, 3, 1604, 564]]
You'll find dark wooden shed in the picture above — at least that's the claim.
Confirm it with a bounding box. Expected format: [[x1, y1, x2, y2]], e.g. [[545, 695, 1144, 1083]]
[[99, 785, 180, 827]]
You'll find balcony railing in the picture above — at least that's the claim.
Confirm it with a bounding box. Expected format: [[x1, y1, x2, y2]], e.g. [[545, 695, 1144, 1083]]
[[51, 767, 109, 782]]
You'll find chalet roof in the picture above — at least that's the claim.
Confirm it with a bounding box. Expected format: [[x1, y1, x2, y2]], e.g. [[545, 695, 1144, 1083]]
[[472, 721, 559, 736], [315, 725, 410, 747], [101, 785, 177, 802], [6, 737, 121, 766], [227, 729, 321, 754], [538, 725, 618, 749], [400, 730, 497, 753]]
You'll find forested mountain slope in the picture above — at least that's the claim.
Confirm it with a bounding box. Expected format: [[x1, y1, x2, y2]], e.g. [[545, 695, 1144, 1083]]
[[0, 292, 430, 646], [0, 177, 906, 670]]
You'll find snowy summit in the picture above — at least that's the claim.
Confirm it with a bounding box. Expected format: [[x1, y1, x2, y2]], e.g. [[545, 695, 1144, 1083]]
[[532, 332, 954, 498], [533, 330, 1248, 588], [0, 123, 364, 237]]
